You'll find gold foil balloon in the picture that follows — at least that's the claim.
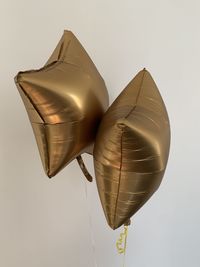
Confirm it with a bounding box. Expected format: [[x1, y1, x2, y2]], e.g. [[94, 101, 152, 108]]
[[15, 31, 170, 233], [15, 30, 109, 178], [94, 69, 170, 229]]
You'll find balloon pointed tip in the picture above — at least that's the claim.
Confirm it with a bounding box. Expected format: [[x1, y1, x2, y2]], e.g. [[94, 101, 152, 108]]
[[46, 169, 55, 178], [64, 29, 73, 36], [14, 72, 23, 84]]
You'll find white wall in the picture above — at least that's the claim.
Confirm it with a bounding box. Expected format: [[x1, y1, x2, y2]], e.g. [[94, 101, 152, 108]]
[[0, 0, 200, 266]]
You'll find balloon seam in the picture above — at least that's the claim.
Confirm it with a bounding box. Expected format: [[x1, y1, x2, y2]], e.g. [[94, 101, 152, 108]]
[[113, 128, 124, 229], [125, 69, 146, 119]]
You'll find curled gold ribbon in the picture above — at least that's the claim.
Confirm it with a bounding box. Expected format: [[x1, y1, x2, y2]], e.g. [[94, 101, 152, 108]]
[[116, 225, 129, 254]]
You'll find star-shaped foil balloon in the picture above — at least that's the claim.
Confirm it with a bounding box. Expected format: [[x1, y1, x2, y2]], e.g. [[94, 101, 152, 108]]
[[94, 69, 170, 229], [15, 30, 109, 179]]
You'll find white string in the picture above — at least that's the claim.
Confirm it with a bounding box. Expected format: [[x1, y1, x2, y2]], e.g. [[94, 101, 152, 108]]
[[122, 237, 127, 267], [83, 179, 98, 267]]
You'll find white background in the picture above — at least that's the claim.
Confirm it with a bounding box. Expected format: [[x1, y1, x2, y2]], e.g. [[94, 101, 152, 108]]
[[0, 0, 200, 266]]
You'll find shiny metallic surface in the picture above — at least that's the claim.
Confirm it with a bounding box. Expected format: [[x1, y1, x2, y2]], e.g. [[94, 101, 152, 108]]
[[15, 30, 109, 178], [94, 69, 170, 229]]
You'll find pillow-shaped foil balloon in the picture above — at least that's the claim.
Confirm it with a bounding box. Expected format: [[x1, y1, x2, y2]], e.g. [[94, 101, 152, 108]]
[[94, 69, 170, 229], [15, 30, 109, 179]]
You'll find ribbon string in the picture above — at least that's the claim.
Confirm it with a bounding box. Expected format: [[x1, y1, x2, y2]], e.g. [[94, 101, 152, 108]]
[[83, 179, 98, 267], [116, 225, 128, 254], [116, 225, 129, 267]]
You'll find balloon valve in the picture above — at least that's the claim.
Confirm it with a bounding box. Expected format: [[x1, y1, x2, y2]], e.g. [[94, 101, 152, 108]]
[[76, 155, 93, 182], [124, 218, 131, 226]]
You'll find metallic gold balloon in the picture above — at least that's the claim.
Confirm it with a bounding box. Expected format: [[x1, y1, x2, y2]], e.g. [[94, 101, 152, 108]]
[[15, 30, 109, 178], [94, 69, 170, 229]]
